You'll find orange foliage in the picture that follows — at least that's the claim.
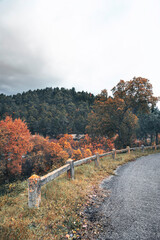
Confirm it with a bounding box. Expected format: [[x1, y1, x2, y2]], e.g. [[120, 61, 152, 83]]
[[63, 141, 72, 150], [0, 117, 115, 180], [72, 149, 83, 161], [106, 139, 115, 150], [0, 116, 32, 176], [57, 150, 69, 162], [28, 133, 114, 174], [93, 148, 104, 154], [50, 142, 63, 157], [82, 148, 92, 158], [31, 134, 51, 154], [58, 134, 74, 148], [79, 134, 91, 148]]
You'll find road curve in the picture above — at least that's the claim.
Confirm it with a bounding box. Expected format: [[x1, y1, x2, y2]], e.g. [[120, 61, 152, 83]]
[[98, 153, 160, 240]]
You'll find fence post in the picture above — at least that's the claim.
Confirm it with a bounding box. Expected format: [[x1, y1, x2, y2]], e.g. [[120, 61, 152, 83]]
[[95, 153, 100, 167], [28, 174, 41, 208], [141, 145, 144, 152], [127, 146, 130, 154], [112, 148, 116, 160], [66, 159, 74, 180]]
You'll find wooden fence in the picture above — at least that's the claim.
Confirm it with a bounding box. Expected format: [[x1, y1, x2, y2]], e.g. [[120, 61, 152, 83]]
[[28, 144, 160, 208]]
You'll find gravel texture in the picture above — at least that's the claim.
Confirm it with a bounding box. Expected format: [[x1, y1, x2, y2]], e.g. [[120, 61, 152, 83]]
[[88, 153, 160, 240]]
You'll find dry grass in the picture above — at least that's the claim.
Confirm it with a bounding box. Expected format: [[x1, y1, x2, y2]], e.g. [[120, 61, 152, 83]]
[[0, 149, 159, 240]]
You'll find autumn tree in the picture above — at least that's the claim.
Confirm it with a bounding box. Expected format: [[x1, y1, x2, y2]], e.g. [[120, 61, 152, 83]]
[[86, 77, 158, 148], [0, 116, 32, 181], [86, 90, 138, 148], [112, 77, 158, 114]]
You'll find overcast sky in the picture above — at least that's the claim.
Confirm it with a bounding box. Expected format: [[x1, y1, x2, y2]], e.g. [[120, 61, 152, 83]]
[[0, 0, 160, 101]]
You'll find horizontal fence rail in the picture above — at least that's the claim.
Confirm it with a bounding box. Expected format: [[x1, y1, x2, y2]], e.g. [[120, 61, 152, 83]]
[[74, 155, 96, 167], [40, 164, 71, 187], [99, 151, 112, 157], [28, 144, 160, 208]]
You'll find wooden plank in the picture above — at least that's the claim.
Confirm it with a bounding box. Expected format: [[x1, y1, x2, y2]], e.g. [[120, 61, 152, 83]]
[[116, 148, 127, 153], [74, 155, 96, 167], [144, 146, 154, 149], [130, 147, 136, 150], [40, 164, 70, 186], [130, 147, 141, 151], [99, 152, 112, 157]]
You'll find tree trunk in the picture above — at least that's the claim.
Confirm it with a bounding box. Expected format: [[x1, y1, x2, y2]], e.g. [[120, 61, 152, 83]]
[[145, 135, 148, 145], [156, 132, 159, 145], [150, 134, 153, 145]]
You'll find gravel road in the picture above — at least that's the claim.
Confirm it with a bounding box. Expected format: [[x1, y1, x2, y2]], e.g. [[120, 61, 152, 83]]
[[96, 153, 160, 240]]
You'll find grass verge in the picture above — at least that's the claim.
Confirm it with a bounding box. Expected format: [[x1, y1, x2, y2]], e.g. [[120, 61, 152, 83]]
[[0, 149, 159, 240]]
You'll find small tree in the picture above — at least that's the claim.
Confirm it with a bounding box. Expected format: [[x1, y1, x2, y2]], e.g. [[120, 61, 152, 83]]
[[0, 116, 32, 181]]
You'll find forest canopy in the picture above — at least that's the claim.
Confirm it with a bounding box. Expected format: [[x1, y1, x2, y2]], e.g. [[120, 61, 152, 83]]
[[0, 87, 95, 136]]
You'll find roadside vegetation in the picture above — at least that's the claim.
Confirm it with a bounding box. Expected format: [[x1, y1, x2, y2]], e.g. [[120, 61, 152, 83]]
[[0, 117, 114, 183], [0, 148, 159, 240]]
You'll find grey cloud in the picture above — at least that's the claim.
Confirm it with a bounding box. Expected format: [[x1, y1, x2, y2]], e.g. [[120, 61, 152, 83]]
[[0, 25, 60, 95]]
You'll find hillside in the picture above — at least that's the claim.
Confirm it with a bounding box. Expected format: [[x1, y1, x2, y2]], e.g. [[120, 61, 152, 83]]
[[0, 87, 95, 137]]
